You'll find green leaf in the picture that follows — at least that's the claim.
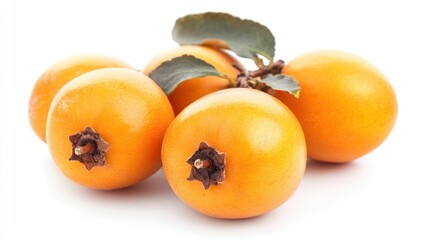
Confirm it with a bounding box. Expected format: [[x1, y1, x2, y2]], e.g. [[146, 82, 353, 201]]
[[148, 55, 226, 95], [261, 74, 301, 98], [172, 12, 275, 61]]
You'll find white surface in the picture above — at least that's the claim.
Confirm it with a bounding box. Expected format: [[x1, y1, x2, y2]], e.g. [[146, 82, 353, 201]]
[[1, 0, 428, 239]]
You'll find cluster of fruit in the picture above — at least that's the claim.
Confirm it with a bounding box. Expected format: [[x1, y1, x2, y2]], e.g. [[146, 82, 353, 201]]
[[29, 12, 397, 219]]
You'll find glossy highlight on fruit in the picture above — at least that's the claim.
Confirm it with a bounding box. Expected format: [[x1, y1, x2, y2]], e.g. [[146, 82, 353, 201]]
[[272, 50, 398, 163], [162, 88, 306, 219], [143, 45, 243, 115], [47, 68, 174, 190], [29, 54, 133, 142]]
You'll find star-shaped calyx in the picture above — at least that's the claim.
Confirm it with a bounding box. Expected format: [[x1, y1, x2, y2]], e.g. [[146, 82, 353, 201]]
[[186, 142, 226, 190], [69, 126, 110, 170]]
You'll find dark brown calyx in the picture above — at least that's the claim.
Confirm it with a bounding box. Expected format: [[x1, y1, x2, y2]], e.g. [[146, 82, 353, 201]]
[[186, 142, 225, 190], [69, 126, 110, 171], [233, 59, 285, 91]]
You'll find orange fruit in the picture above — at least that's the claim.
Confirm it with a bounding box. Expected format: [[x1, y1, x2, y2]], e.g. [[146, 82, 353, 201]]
[[47, 68, 174, 190], [143, 45, 243, 115], [29, 54, 133, 142], [272, 50, 398, 163], [162, 88, 306, 219]]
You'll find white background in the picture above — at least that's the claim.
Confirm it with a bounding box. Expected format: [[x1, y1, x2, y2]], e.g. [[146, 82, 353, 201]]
[[1, 0, 428, 239]]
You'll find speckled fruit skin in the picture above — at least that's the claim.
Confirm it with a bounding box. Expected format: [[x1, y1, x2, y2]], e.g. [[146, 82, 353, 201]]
[[29, 54, 132, 142], [47, 68, 174, 190], [162, 88, 306, 219], [143, 45, 243, 115], [272, 50, 398, 163]]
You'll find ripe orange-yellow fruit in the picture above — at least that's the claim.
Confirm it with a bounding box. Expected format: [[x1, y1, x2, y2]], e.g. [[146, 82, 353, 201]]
[[143, 45, 243, 115], [29, 54, 133, 142], [162, 88, 306, 218], [47, 68, 174, 190], [272, 50, 397, 163]]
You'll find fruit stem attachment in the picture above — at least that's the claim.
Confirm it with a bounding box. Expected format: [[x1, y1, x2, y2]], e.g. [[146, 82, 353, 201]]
[[186, 142, 225, 190], [74, 142, 95, 155], [194, 159, 212, 169], [69, 126, 110, 171], [223, 75, 235, 88], [233, 59, 285, 90]]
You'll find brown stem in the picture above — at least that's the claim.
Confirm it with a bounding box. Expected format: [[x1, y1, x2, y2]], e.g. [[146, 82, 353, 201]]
[[74, 142, 95, 155], [194, 159, 212, 169], [232, 63, 245, 73], [233, 59, 285, 89], [233, 63, 251, 88], [249, 59, 285, 78]]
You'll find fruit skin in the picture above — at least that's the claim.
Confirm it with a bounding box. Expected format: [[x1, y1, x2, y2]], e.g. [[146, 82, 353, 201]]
[[47, 68, 174, 190], [143, 45, 243, 115], [29, 54, 133, 142], [272, 50, 398, 163], [162, 88, 306, 219]]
